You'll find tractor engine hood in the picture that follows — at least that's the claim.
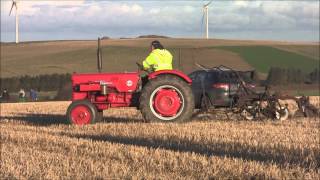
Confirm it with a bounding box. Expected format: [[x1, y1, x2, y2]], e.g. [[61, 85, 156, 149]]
[[71, 72, 140, 92]]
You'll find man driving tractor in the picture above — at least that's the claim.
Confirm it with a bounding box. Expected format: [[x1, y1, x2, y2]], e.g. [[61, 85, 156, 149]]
[[67, 38, 195, 125], [142, 40, 173, 72]]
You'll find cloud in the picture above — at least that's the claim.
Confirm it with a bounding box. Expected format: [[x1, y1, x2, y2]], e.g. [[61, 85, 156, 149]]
[[1, 0, 319, 41], [234, 0, 249, 8], [1, 0, 86, 16], [210, 1, 319, 31]]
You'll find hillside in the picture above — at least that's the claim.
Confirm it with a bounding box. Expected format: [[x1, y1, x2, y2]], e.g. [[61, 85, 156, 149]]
[[1, 38, 319, 78]]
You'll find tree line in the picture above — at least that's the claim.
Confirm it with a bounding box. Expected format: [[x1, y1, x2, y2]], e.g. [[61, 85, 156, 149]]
[[1, 73, 71, 92]]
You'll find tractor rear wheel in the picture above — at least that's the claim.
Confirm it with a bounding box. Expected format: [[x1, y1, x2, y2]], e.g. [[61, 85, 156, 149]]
[[67, 100, 97, 125], [140, 75, 194, 123]]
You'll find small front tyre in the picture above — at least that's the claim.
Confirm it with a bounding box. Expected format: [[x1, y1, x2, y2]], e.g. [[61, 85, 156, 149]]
[[67, 100, 97, 125]]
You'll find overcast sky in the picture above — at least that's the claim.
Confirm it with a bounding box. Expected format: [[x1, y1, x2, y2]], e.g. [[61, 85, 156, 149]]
[[1, 0, 319, 42]]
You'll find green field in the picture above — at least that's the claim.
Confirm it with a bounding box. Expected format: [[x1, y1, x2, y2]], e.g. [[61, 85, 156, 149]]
[[215, 46, 319, 74]]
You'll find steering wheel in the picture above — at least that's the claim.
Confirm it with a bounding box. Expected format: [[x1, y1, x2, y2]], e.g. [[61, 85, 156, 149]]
[[136, 62, 152, 73]]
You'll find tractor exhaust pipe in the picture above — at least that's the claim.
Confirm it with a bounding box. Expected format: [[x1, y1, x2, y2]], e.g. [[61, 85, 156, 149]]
[[97, 37, 102, 73]]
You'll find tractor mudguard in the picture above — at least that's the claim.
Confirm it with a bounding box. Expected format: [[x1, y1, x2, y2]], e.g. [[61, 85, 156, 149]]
[[148, 70, 192, 84]]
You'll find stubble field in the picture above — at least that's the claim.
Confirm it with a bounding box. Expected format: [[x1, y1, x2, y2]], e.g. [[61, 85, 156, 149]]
[[0, 101, 319, 179]]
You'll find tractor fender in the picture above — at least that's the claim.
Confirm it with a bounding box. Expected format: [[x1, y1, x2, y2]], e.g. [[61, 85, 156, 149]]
[[148, 70, 192, 84]]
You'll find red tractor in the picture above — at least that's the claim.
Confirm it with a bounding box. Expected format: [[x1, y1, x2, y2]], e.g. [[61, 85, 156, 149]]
[[66, 39, 194, 125]]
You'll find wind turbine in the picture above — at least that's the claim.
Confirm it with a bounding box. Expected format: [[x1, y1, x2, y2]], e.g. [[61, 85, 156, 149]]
[[9, 0, 19, 44], [202, 0, 213, 39]]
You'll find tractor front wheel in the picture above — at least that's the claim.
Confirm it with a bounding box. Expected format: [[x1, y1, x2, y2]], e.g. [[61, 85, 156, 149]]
[[67, 100, 97, 125], [140, 75, 194, 123]]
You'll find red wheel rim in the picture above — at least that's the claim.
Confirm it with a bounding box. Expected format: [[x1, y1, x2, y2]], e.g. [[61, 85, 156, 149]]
[[153, 89, 182, 117], [70, 105, 92, 125]]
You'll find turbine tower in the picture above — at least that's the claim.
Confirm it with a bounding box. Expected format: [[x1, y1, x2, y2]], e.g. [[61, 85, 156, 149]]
[[202, 1, 213, 39], [9, 0, 19, 44]]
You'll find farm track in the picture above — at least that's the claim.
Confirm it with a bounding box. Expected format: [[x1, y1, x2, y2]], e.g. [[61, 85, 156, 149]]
[[1, 102, 320, 179]]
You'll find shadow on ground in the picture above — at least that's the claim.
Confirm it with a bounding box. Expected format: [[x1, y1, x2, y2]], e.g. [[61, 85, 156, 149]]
[[0, 113, 144, 126], [1, 109, 251, 126], [57, 131, 318, 170], [0, 114, 67, 126], [1, 113, 318, 169]]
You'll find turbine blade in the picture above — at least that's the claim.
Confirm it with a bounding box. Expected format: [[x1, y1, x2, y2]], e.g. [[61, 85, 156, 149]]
[[9, 2, 15, 16], [204, 0, 213, 7], [201, 12, 206, 38], [201, 11, 205, 31]]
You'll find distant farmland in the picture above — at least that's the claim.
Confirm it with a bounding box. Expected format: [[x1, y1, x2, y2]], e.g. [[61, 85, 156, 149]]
[[274, 45, 320, 60], [215, 46, 319, 74], [1, 39, 319, 78]]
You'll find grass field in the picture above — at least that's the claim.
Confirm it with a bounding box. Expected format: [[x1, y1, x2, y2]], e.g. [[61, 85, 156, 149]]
[[215, 46, 319, 74], [1, 38, 318, 78], [1, 102, 319, 179]]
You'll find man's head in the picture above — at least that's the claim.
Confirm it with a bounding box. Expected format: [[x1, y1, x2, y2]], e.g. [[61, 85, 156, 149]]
[[151, 40, 164, 51]]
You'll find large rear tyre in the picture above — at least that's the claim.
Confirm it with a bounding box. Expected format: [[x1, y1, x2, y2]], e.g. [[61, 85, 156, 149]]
[[67, 100, 97, 125], [140, 75, 194, 123]]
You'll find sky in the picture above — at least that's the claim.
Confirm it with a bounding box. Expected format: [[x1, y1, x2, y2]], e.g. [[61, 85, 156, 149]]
[[1, 0, 319, 42]]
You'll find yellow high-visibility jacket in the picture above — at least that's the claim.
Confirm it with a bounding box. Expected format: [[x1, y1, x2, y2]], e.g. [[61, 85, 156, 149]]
[[143, 49, 173, 72]]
